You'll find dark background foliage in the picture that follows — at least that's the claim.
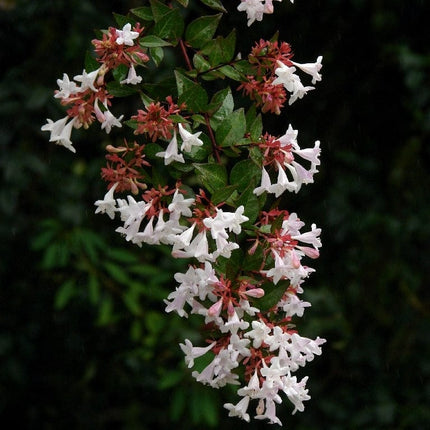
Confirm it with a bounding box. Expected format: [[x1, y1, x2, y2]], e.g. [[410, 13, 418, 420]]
[[1, 0, 429, 428]]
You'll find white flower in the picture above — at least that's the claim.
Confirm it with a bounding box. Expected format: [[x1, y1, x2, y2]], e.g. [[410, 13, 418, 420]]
[[253, 166, 272, 196], [73, 68, 100, 92], [120, 64, 142, 85], [94, 182, 119, 219], [244, 320, 271, 348], [115, 23, 139, 46], [273, 61, 315, 105], [54, 73, 79, 99], [223, 396, 250, 422], [179, 339, 216, 368], [94, 99, 123, 134], [156, 131, 185, 165], [178, 123, 203, 152], [168, 189, 195, 217], [292, 56, 323, 84], [237, 0, 265, 26], [41, 116, 77, 153]]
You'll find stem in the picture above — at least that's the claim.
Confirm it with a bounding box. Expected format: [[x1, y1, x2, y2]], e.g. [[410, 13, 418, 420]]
[[179, 39, 221, 164]]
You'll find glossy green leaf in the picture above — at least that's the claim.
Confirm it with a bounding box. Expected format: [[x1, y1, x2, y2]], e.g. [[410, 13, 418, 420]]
[[211, 184, 238, 205], [201, 29, 236, 65], [200, 0, 227, 12], [215, 108, 245, 147], [131, 6, 153, 21], [140, 35, 172, 47], [106, 81, 138, 97], [208, 87, 234, 130], [193, 163, 227, 194], [154, 8, 184, 42], [230, 159, 261, 192], [258, 280, 290, 312], [175, 71, 208, 112], [149, 46, 164, 66], [185, 14, 222, 49]]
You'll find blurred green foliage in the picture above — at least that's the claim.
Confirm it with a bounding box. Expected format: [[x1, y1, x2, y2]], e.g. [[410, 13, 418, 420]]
[[1, 0, 429, 428]]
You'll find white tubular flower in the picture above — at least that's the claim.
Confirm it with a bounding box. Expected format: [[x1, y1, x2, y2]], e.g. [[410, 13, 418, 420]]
[[253, 166, 272, 196], [179, 339, 216, 368], [73, 68, 100, 92], [94, 99, 123, 134], [115, 23, 139, 46], [273, 61, 315, 105], [223, 396, 251, 422], [94, 182, 119, 219], [292, 56, 323, 84], [178, 123, 203, 152], [41, 116, 77, 153], [244, 320, 271, 348], [292, 223, 322, 249], [120, 64, 142, 85], [168, 189, 195, 217], [54, 73, 79, 99], [237, 0, 265, 26], [156, 131, 185, 165]]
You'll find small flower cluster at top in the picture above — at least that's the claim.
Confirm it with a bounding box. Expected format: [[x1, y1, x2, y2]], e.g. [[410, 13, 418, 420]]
[[42, 23, 146, 153], [238, 39, 323, 114], [238, 0, 295, 26], [42, 1, 326, 425]]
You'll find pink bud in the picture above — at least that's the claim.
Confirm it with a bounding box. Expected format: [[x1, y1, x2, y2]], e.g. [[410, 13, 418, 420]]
[[227, 300, 235, 316], [297, 246, 320, 259], [208, 298, 223, 317], [244, 288, 265, 298], [291, 250, 301, 269]]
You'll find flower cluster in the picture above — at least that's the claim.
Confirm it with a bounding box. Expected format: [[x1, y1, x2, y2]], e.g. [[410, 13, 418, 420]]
[[42, 23, 147, 153], [238, 39, 323, 113], [42, 1, 326, 426]]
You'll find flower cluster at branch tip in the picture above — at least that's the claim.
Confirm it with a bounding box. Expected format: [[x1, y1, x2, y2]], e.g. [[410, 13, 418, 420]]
[[42, 1, 325, 425], [42, 23, 147, 153]]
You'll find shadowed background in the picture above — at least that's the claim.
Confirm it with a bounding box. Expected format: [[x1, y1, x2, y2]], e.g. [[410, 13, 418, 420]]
[[1, 0, 429, 428]]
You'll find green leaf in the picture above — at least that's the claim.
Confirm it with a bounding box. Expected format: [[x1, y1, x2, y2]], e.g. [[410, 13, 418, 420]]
[[84, 51, 100, 72], [153, 7, 184, 42], [106, 81, 138, 97], [113, 13, 131, 29], [236, 185, 260, 224], [200, 0, 227, 12], [225, 248, 244, 280], [246, 104, 263, 140], [112, 63, 129, 82], [201, 29, 236, 65], [218, 65, 242, 81], [258, 280, 289, 312], [193, 53, 211, 73], [140, 35, 172, 47], [149, 46, 164, 66], [175, 0, 189, 6], [175, 71, 208, 112], [96, 296, 115, 326], [55, 280, 76, 310], [242, 245, 264, 271], [193, 163, 227, 194], [185, 14, 222, 49], [215, 108, 246, 147], [230, 159, 261, 192], [131, 6, 153, 21], [150, 0, 171, 21], [211, 184, 237, 205], [208, 87, 234, 130]]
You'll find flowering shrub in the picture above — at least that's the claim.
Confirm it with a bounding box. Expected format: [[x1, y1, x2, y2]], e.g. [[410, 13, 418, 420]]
[[42, 0, 325, 425]]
